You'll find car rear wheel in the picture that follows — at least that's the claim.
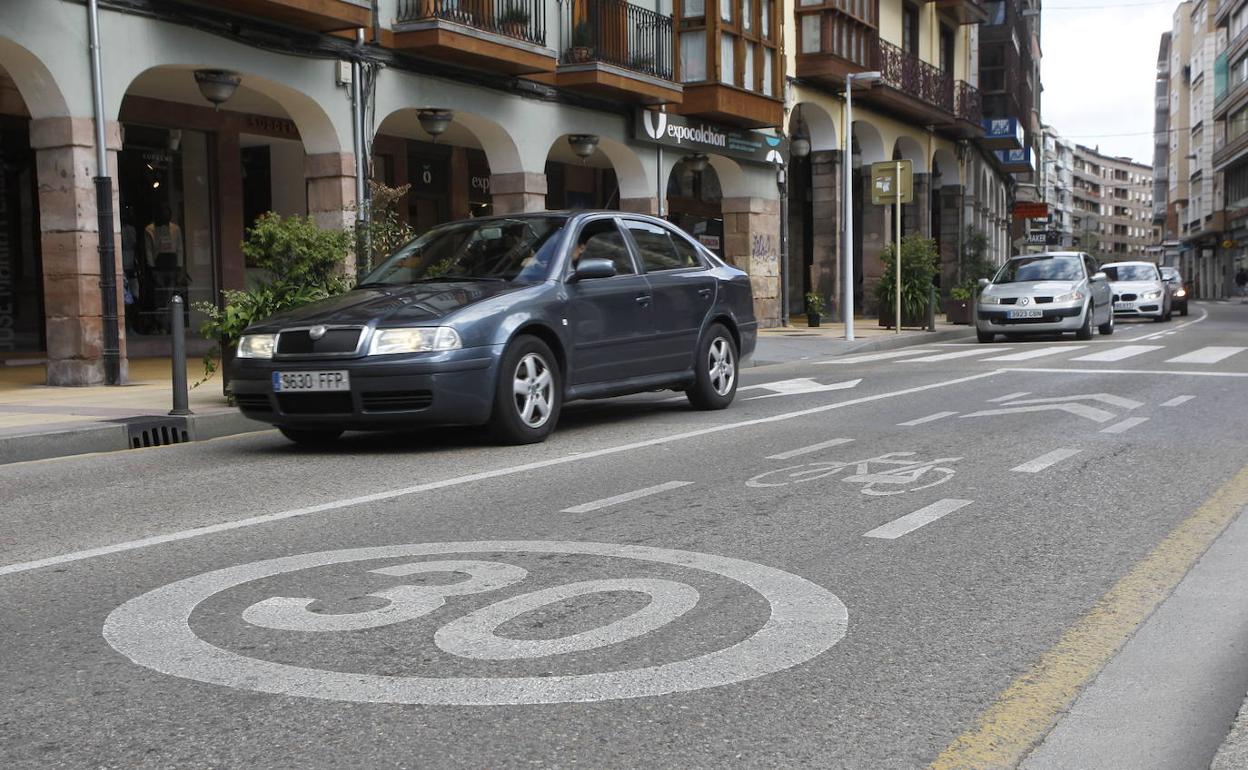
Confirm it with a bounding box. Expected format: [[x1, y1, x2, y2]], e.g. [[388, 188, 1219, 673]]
[[687, 323, 738, 410], [279, 427, 343, 446], [1076, 306, 1093, 340], [490, 336, 561, 445], [1098, 306, 1114, 335]]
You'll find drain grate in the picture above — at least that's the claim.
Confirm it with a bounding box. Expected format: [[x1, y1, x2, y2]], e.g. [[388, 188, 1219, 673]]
[[115, 416, 191, 449]]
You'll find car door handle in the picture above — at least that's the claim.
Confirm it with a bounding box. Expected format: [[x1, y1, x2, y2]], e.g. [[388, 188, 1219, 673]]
[[697, 288, 712, 299], [635, 294, 651, 306]]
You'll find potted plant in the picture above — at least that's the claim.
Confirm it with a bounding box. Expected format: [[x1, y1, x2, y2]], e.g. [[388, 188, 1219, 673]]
[[804, 292, 825, 327], [945, 286, 973, 325], [568, 20, 594, 62], [498, 3, 530, 37], [876, 234, 938, 329]]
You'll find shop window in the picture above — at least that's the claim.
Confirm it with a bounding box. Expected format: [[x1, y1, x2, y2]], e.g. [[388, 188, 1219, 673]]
[[0, 117, 43, 353]]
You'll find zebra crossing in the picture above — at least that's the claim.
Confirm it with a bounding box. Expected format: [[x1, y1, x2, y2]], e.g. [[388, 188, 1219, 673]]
[[818, 344, 1247, 369]]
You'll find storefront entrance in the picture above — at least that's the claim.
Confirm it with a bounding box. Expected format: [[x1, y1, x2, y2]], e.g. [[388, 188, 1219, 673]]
[[0, 115, 42, 355]]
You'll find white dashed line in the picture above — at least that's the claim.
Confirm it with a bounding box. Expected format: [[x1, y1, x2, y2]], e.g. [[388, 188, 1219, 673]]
[[817, 349, 939, 364], [1166, 347, 1246, 365], [988, 391, 1032, 403], [1011, 447, 1082, 473], [1070, 345, 1164, 362], [766, 438, 854, 460], [984, 346, 1086, 362], [1161, 395, 1196, 407], [864, 499, 973, 540], [561, 481, 694, 513], [898, 411, 957, 426], [1101, 417, 1150, 434], [904, 349, 1012, 363]]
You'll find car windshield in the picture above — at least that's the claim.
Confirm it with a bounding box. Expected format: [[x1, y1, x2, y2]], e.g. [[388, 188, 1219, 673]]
[[1160, 268, 1182, 282], [1104, 264, 1159, 282], [993, 256, 1084, 283], [361, 217, 566, 286]]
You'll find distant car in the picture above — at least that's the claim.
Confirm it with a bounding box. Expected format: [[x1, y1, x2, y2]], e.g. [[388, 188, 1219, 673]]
[[1159, 266, 1189, 316], [228, 212, 757, 445], [1103, 261, 1171, 322], [975, 251, 1114, 343]]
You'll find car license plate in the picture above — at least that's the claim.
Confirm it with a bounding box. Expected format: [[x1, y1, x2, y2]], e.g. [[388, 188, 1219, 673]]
[[1006, 309, 1043, 319], [272, 371, 350, 392], [1113, 302, 1134, 311]]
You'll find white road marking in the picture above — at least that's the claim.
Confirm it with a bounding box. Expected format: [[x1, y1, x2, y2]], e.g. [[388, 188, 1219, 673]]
[[1002, 393, 1143, 410], [1161, 395, 1196, 407], [984, 346, 1086, 362], [904, 349, 1012, 363], [1070, 345, 1164, 362], [103, 542, 849, 705], [989, 391, 1032, 402], [561, 481, 694, 513], [1011, 448, 1082, 473], [898, 411, 957, 426], [0, 371, 1003, 578], [742, 377, 861, 400], [1007, 367, 1248, 378], [816, 349, 940, 364], [863, 499, 973, 540], [1165, 346, 1246, 365], [1101, 417, 1150, 434], [765, 437, 854, 460], [962, 403, 1117, 423], [1136, 307, 1208, 340]]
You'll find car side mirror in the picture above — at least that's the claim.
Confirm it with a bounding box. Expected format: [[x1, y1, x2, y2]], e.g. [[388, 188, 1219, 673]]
[[1092, 271, 1108, 282], [977, 278, 990, 289], [571, 257, 616, 281]]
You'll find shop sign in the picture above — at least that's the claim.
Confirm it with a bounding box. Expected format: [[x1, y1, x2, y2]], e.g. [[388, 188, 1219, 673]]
[[244, 115, 299, 139], [1013, 201, 1050, 219], [633, 110, 786, 166], [468, 150, 491, 204], [982, 118, 1024, 145], [1026, 230, 1061, 246], [698, 235, 721, 250], [409, 154, 448, 195]]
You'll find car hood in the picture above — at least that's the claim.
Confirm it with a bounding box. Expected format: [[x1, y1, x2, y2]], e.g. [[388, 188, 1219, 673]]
[[252, 281, 527, 330], [985, 281, 1080, 295], [1109, 280, 1164, 292]]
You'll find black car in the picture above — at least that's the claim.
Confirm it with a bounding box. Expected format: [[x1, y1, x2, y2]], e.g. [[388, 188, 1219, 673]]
[[229, 212, 758, 445], [1159, 266, 1189, 316]]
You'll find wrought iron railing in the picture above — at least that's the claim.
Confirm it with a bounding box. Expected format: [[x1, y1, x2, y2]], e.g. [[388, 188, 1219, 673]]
[[396, 0, 546, 46], [876, 39, 954, 114], [956, 80, 982, 125], [558, 0, 673, 80]]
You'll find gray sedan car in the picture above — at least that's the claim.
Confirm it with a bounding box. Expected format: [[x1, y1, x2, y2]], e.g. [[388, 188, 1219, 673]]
[[228, 212, 757, 445], [976, 251, 1114, 342]]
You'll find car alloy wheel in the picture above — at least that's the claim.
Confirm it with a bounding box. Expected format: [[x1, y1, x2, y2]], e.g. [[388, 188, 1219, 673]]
[[708, 337, 736, 396], [512, 352, 554, 429]]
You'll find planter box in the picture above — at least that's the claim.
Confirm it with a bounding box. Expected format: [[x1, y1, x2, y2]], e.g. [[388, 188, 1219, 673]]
[[877, 309, 926, 329], [944, 298, 972, 325]]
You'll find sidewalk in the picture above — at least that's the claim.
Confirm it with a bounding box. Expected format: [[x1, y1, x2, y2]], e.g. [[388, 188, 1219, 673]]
[[1214, 697, 1248, 769], [0, 318, 974, 465]]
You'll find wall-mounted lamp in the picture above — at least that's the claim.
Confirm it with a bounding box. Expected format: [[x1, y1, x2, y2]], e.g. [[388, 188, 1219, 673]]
[[417, 109, 454, 140], [193, 69, 241, 111], [685, 153, 709, 173], [568, 134, 600, 160]]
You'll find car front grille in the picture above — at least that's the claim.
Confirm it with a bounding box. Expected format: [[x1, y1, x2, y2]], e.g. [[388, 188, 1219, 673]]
[[999, 297, 1019, 305], [1034, 296, 1053, 304], [277, 393, 354, 414], [1113, 293, 1138, 302], [277, 328, 363, 356], [360, 391, 434, 413]]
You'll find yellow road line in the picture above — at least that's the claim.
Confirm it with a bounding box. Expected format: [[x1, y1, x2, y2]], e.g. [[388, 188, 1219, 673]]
[[932, 462, 1248, 770]]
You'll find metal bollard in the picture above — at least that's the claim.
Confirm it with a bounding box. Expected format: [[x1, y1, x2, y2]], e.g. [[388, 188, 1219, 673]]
[[927, 283, 937, 332], [169, 294, 192, 416]]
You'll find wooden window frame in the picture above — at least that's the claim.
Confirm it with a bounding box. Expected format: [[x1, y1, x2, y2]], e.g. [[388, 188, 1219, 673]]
[[676, 0, 780, 96]]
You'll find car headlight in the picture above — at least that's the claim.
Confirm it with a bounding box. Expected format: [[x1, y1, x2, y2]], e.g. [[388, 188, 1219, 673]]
[[1055, 290, 1084, 303], [368, 327, 462, 355], [1175, 288, 1187, 297], [1141, 290, 1163, 300], [237, 334, 277, 359], [979, 295, 1002, 305]]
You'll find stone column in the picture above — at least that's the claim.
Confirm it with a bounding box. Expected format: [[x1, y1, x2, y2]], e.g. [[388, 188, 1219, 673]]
[[939, 185, 965, 298], [619, 197, 659, 215], [859, 173, 887, 317], [491, 172, 547, 214], [907, 173, 931, 238], [809, 151, 841, 315], [31, 117, 127, 386], [722, 196, 782, 327], [305, 152, 355, 232]]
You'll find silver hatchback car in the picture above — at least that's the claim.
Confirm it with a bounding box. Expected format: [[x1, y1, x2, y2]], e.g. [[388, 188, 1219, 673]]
[[976, 252, 1114, 343]]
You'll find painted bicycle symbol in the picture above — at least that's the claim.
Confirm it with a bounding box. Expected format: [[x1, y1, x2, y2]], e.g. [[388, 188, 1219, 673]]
[[746, 452, 961, 496]]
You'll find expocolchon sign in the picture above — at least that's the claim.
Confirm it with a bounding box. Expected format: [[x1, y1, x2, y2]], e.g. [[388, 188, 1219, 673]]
[[633, 110, 787, 166]]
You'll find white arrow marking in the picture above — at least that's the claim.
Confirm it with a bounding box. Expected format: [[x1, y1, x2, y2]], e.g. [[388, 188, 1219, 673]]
[[1000, 393, 1143, 410], [961, 403, 1117, 423], [742, 378, 862, 400]]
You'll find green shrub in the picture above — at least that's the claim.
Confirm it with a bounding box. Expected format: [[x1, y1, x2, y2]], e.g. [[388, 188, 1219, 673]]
[[876, 234, 938, 322], [804, 291, 825, 315]]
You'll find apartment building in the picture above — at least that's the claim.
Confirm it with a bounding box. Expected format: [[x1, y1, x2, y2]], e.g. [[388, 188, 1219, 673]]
[[1213, 0, 1248, 297], [1071, 145, 1155, 261], [1042, 125, 1074, 248]]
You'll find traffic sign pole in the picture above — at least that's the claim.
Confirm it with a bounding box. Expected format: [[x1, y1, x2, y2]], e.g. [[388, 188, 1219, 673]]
[[895, 160, 902, 334]]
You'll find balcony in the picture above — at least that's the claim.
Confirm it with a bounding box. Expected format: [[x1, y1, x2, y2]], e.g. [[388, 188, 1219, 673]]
[[393, 0, 556, 75], [924, 0, 989, 24], [530, 0, 681, 104], [186, 0, 371, 31], [1214, 128, 1248, 171], [675, 85, 783, 129]]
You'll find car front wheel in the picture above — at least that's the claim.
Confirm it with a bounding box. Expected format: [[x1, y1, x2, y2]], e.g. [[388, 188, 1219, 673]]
[[1098, 305, 1114, 335], [490, 336, 561, 445], [1076, 305, 1093, 340], [687, 323, 738, 410]]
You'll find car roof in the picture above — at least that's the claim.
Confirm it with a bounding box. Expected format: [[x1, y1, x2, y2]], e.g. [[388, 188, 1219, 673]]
[[1008, 251, 1084, 259], [1101, 261, 1157, 267]]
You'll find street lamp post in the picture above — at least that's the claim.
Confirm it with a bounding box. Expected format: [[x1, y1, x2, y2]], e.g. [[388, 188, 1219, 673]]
[[842, 71, 882, 341]]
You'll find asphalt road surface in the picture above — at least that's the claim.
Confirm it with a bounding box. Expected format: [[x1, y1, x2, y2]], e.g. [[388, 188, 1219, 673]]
[[2, 302, 1247, 769]]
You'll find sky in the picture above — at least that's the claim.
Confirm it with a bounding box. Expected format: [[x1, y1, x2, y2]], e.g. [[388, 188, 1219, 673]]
[[1040, 0, 1179, 165]]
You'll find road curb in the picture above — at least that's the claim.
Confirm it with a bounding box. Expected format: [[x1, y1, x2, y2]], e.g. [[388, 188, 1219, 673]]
[[1213, 696, 1248, 770], [0, 410, 270, 466], [751, 326, 973, 366], [836, 327, 973, 355]]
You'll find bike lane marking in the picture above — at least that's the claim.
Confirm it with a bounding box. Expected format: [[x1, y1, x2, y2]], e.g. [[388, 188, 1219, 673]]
[[561, 481, 694, 513], [1161, 395, 1196, 407], [898, 411, 957, 427], [988, 391, 1032, 403], [765, 437, 854, 460], [1100, 417, 1149, 434], [0, 370, 1003, 578], [1011, 448, 1082, 474], [863, 499, 973, 540]]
